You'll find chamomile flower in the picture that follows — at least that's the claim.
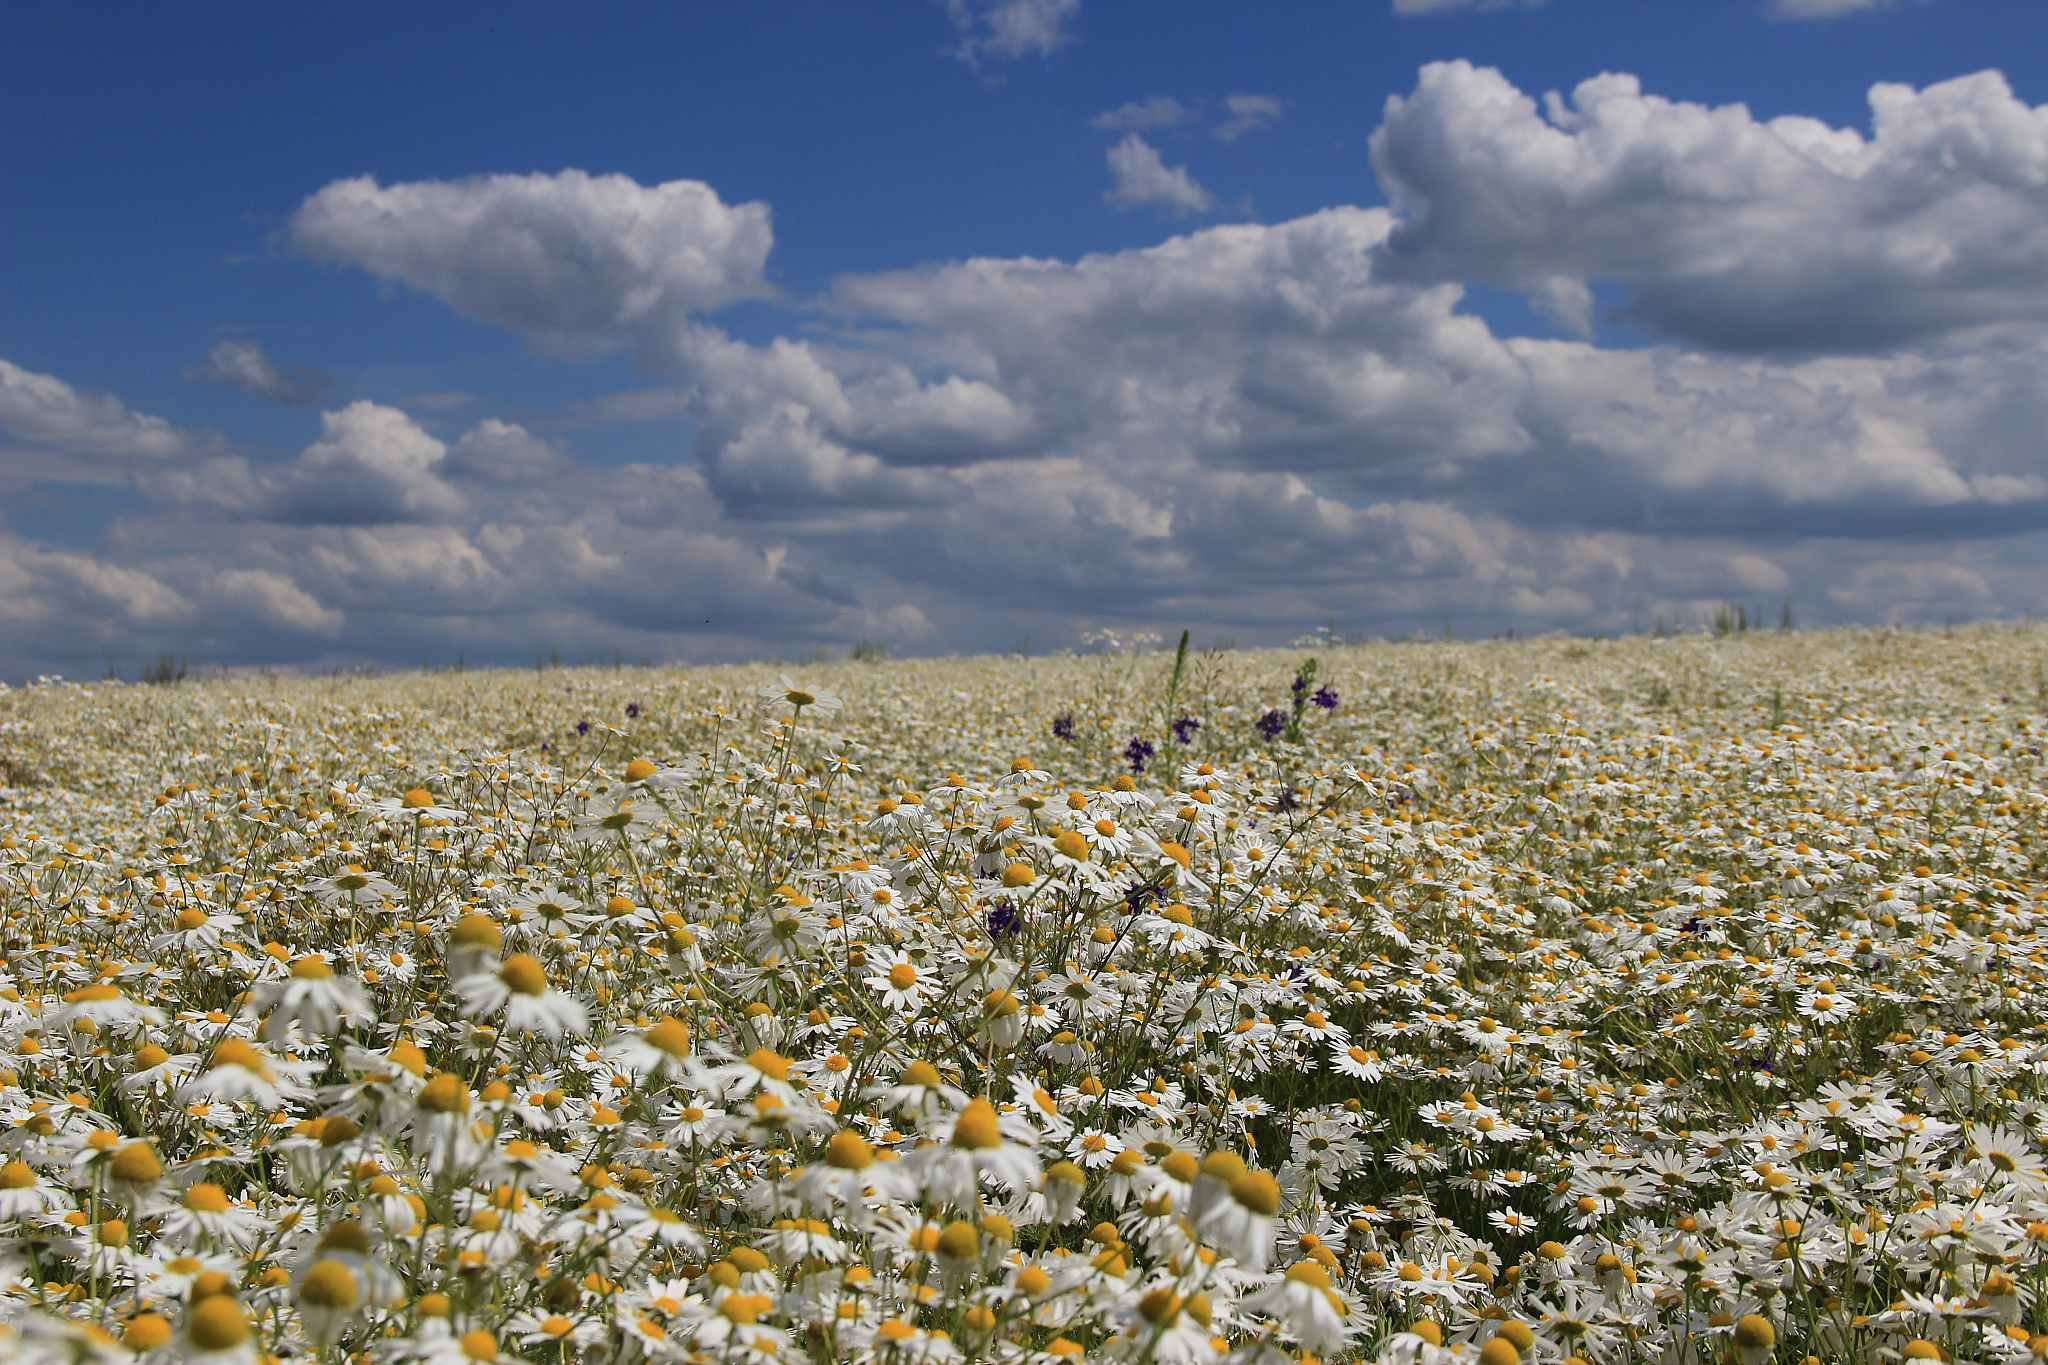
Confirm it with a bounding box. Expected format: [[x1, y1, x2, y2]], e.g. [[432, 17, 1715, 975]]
[[455, 953, 588, 1039], [863, 951, 933, 1013], [760, 675, 843, 718], [1242, 1260, 1354, 1353], [913, 1098, 1041, 1209], [251, 956, 375, 1035]]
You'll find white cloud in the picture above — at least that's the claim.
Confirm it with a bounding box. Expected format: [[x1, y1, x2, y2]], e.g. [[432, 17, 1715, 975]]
[[1092, 96, 1194, 132], [842, 374, 1038, 463], [1728, 553, 1790, 593], [278, 402, 465, 524], [1770, 0, 1903, 17], [445, 419, 564, 481], [0, 357, 204, 472], [210, 568, 343, 635], [1829, 561, 1991, 619], [0, 533, 193, 634], [1215, 94, 1284, 141], [291, 171, 773, 357], [22, 52, 2048, 676], [1369, 62, 2048, 353], [945, 0, 1079, 65], [1392, 0, 1547, 13], [1104, 134, 1215, 215], [185, 340, 326, 405]]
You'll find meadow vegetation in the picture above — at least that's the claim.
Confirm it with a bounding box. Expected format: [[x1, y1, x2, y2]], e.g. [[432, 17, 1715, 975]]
[[0, 626, 2045, 1363]]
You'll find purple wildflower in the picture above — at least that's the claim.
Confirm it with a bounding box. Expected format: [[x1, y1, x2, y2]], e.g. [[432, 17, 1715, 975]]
[[1051, 713, 1075, 742], [575, 720, 591, 736], [1312, 685, 1338, 711], [1123, 736, 1156, 774], [625, 702, 641, 719], [1170, 715, 1201, 745], [986, 900, 1022, 939], [1255, 708, 1287, 741]]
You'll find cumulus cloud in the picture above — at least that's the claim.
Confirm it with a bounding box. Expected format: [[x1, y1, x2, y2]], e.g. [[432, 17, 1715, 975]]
[[1092, 96, 1194, 132], [272, 402, 466, 525], [1369, 62, 2048, 354], [1215, 94, 1284, 141], [1103, 134, 1215, 215], [185, 340, 328, 405], [0, 533, 193, 635], [18, 56, 2048, 677], [828, 203, 2048, 599], [1, 357, 208, 491], [291, 171, 773, 358], [944, 0, 1079, 65], [832, 207, 1532, 486], [444, 419, 564, 481], [1829, 561, 1991, 619], [210, 568, 343, 635]]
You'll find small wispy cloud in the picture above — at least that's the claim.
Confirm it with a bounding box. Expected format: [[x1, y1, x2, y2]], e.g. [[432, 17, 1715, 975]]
[[1215, 94, 1284, 141], [1767, 0, 1903, 18], [1103, 134, 1214, 216], [1391, 0, 1548, 13], [186, 340, 329, 406], [945, 0, 1080, 67], [1091, 96, 1195, 133]]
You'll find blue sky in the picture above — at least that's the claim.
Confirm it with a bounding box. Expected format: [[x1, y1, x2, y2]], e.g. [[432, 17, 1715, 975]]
[[4, 0, 2047, 676]]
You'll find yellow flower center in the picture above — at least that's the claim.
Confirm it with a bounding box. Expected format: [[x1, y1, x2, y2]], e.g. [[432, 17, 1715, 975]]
[[644, 1018, 691, 1057], [951, 1098, 1003, 1150], [1733, 1315, 1776, 1349], [450, 914, 502, 950], [418, 1073, 470, 1114], [1229, 1170, 1281, 1216], [187, 1296, 251, 1352], [938, 1220, 980, 1260], [209, 1039, 272, 1078], [1285, 1260, 1332, 1289], [1138, 1288, 1183, 1325], [498, 954, 548, 996], [299, 1258, 360, 1310], [825, 1130, 875, 1170], [185, 1183, 231, 1214], [123, 1315, 173, 1352], [109, 1141, 163, 1185]]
